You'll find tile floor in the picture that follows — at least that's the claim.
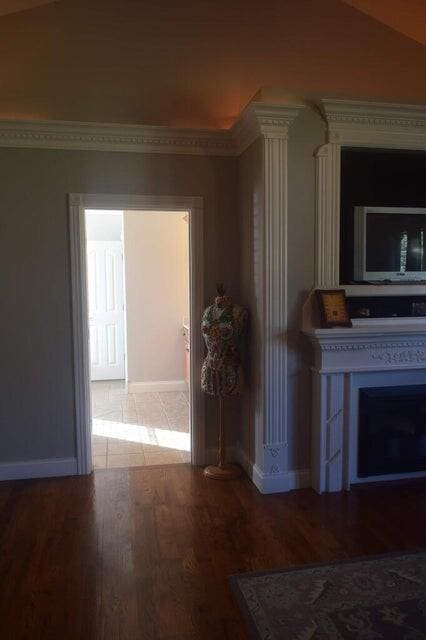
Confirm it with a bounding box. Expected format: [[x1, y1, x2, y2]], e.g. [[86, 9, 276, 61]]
[[91, 380, 190, 469]]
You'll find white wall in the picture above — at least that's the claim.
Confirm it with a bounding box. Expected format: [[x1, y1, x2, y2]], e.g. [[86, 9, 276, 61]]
[[85, 210, 123, 241], [123, 210, 189, 385]]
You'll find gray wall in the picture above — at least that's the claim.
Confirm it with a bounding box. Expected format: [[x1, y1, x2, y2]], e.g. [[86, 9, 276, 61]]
[[237, 137, 264, 461], [0, 148, 237, 463], [0, 108, 327, 473]]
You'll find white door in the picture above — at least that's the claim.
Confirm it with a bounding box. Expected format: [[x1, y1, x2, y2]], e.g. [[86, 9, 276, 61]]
[[87, 240, 126, 380]]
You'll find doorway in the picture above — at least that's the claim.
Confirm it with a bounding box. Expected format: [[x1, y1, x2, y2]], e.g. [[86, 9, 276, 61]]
[[86, 207, 191, 469], [69, 194, 205, 474]]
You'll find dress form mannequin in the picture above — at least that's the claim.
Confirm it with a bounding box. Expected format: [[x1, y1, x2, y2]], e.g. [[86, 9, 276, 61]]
[[201, 285, 248, 480]]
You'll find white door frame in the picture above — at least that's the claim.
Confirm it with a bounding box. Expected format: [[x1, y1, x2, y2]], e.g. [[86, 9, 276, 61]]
[[69, 193, 205, 474]]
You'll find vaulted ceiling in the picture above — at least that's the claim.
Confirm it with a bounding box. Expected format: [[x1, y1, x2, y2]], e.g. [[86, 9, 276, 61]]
[[342, 0, 426, 46], [0, 0, 425, 128], [0, 0, 56, 17]]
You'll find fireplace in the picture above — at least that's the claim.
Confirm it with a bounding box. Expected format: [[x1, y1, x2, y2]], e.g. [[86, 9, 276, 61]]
[[304, 323, 426, 493], [358, 385, 426, 477]]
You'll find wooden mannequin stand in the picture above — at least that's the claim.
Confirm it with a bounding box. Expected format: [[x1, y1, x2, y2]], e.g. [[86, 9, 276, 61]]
[[204, 396, 241, 480]]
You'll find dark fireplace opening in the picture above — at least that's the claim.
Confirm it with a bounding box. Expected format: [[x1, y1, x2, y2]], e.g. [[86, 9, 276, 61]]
[[358, 385, 426, 477]]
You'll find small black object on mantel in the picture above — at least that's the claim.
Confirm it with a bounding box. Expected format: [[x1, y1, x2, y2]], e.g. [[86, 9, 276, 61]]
[[412, 302, 426, 317], [346, 294, 426, 320], [316, 289, 352, 328]]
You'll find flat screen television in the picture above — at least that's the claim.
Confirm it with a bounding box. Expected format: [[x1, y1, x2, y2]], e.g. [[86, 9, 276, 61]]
[[354, 206, 426, 282]]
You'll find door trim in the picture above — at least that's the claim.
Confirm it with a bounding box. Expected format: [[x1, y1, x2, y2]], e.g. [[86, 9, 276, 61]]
[[69, 193, 205, 474]]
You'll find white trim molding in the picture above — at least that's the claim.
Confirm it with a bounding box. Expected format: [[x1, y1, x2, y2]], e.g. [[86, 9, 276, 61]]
[[0, 118, 235, 156], [233, 101, 305, 491], [315, 142, 341, 287], [258, 105, 304, 488], [232, 102, 306, 155], [69, 193, 205, 474], [315, 99, 426, 292], [0, 103, 307, 158], [2, 99, 426, 160], [322, 99, 426, 148], [0, 457, 77, 481], [236, 445, 311, 492], [205, 445, 311, 492], [128, 380, 187, 394]]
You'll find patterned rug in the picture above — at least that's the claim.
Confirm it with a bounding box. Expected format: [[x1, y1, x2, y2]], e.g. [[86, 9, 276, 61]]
[[230, 552, 426, 639]]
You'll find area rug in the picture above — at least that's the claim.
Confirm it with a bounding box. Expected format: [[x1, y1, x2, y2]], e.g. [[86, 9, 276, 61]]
[[230, 552, 426, 639]]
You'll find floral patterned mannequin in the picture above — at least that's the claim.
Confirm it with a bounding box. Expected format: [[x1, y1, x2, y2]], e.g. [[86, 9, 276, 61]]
[[201, 293, 248, 396]]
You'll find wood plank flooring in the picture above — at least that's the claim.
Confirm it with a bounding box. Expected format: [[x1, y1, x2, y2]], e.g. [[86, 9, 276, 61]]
[[0, 465, 425, 639]]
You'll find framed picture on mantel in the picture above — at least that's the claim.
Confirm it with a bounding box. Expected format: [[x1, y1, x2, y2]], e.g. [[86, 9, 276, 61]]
[[316, 289, 352, 328]]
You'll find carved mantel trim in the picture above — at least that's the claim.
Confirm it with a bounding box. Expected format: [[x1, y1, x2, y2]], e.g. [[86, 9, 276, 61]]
[[305, 324, 426, 373]]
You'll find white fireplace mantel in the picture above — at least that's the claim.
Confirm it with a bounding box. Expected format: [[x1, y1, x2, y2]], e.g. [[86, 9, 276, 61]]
[[305, 322, 426, 494], [306, 323, 426, 374]]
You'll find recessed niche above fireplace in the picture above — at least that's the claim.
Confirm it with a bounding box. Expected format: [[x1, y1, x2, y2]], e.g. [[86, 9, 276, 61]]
[[314, 99, 426, 294], [340, 147, 426, 285]]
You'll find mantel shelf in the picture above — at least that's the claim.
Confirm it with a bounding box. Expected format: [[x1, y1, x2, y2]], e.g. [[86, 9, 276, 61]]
[[305, 322, 426, 344]]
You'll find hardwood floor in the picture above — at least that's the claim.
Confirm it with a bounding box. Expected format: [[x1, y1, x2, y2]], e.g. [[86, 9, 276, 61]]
[[0, 466, 425, 640]]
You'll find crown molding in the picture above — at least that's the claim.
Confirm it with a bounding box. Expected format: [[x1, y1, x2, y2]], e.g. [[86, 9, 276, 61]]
[[232, 102, 306, 154], [321, 99, 426, 148], [2, 99, 423, 157], [0, 118, 236, 156], [0, 103, 306, 157]]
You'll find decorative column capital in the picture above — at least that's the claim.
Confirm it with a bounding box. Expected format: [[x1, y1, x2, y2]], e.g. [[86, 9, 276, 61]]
[[232, 102, 305, 154]]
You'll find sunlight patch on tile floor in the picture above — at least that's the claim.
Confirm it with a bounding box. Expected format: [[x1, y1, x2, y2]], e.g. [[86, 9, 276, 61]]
[[91, 381, 190, 470], [92, 418, 190, 451]]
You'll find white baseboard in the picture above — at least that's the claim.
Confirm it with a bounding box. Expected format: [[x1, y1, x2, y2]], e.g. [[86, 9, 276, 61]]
[[256, 468, 312, 493], [0, 457, 78, 481], [204, 445, 311, 494], [128, 380, 188, 393]]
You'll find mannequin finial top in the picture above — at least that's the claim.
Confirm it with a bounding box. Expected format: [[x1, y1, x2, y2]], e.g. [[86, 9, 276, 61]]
[[215, 283, 232, 308], [216, 283, 225, 296]]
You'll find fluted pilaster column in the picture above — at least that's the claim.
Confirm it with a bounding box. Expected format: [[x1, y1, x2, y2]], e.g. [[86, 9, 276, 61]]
[[236, 102, 305, 492], [315, 142, 341, 287]]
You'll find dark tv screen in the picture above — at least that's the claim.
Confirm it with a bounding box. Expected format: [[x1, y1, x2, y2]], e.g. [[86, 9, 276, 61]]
[[366, 212, 426, 273]]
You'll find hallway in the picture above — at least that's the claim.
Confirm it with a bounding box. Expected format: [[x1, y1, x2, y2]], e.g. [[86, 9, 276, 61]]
[[91, 381, 190, 469]]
